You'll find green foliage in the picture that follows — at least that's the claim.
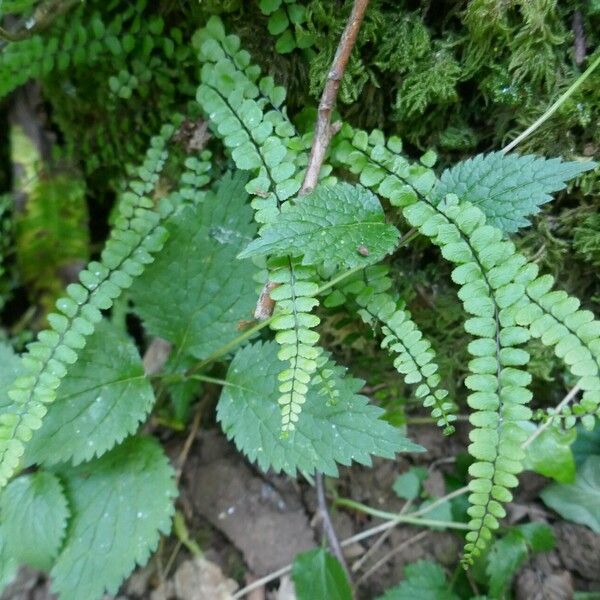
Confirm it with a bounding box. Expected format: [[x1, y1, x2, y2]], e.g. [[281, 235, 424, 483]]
[[377, 560, 459, 600], [24, 319, 155, 466], [130, 171, 259, 361], [436, 152, 596, 233], [240, 182, 400, 269], [333, 266, 457, 434], [195, 16, 325, 431], [292, 548, 352, 600], [0, 471, 69, 570], [16, 173, 89, 313], [485, 523, 555, 598], [0, 124, 175, 487], [51, 436, 176, 600], [0, 3, 598, 597], [392, 467, 428, 501], [258, 0, 314, 54], [541, 454, 600, 532], [332, 123, 600, 564], [217, 341, 422, 477], [523, 422, 576, 483]]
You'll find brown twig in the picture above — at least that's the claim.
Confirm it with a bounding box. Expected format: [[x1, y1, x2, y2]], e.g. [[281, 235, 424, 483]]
[[315, 473, 351, 579], [299, 0, 370, 195], [0, 0, 79, 43]]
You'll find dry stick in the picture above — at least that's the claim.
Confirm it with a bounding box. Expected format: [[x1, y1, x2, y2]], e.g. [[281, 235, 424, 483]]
[[299, 0, 370, 195], [357, 530, 430, 585], [316, 473, 351, 577], [522, 384, 581, 449]]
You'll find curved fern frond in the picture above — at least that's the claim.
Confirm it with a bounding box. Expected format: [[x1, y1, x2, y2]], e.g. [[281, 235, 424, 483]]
[[333, 124, 600, 562], [333, 127, 535, 563], [194, 16, 323, 430], [332, 266, 456, 434], [516, 275, 600, 429], [0, 124, 178, 487]]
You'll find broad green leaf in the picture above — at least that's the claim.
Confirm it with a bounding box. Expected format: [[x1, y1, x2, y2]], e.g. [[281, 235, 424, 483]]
[[485, 530, 528, 598], [25, 319, 155, 466], [392, 467, 428, 500], [522, 422, 576, 484], [572, 424, 600, 466], [239, 182, 400, 269], [518, 522, 555, 552], [0, 471, 69, 570], [292, 549, 352, 600], [51, 436, 177, 600], [131, 172, 259, 360], [541, 455, 600, 532], [435, 152, 596, 233], [377, 560, 459, 600], [0, 530, 17, 591], [485, 523, 554, 598], [217, 341, 423, 477]]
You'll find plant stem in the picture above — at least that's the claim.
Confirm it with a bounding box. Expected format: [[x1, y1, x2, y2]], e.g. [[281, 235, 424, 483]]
[[522, 384, 581, 449], [503, 52, 600, 153], [300, 0, 370, 194], [335, 497, 469, 530], [316, 473, 351, 579]]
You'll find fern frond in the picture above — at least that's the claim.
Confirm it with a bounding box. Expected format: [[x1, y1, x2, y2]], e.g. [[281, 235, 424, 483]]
[[194, 16, 322, 430], [334, 266, 456, 434], [0, 124, 178, 487], [333, 126, 534, 564], [333, 123, 600, 561], [516, 275, 600, 429]]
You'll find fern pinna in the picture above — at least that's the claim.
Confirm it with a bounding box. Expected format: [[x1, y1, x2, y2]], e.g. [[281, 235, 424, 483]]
[[194, 16, 324, 431]]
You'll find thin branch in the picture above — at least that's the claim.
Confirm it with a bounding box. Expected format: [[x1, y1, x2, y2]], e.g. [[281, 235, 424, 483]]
[[522, 384, 581, 449], [502, 51, 600, 153], [315, 473, 351, 578], [300, 0, 370, 194], [356, 531, 430, 585], [0, 0, 79, 42]]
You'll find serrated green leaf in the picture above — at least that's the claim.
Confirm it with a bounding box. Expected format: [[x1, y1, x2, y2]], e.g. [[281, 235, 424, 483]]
[[0, 530, 17, 591], [0, 471, 69, 570], [392, 467, 428, 500], [24, 319, 155, 466], [51, 436, 176, 600], [518, 522, 555, 552], [485, 529, 528, 598], [131, 172, 258, 360], [522, 422, 576, 484], [239, 182, 400, 269], [217, 341, 423, 477], [435, 152, 596, 233], [484, 523, 554, 597], [377, 560, 459, 600], [292, 548, 352, 600], [541, 455, 600, 532]]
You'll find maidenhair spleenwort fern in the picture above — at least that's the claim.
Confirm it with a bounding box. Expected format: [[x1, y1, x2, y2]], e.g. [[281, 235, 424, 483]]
[[0, 124, 179, 487], [194, 16, 325, 431], [327, 265, 457, 434], [333, 125, 600, 564]]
